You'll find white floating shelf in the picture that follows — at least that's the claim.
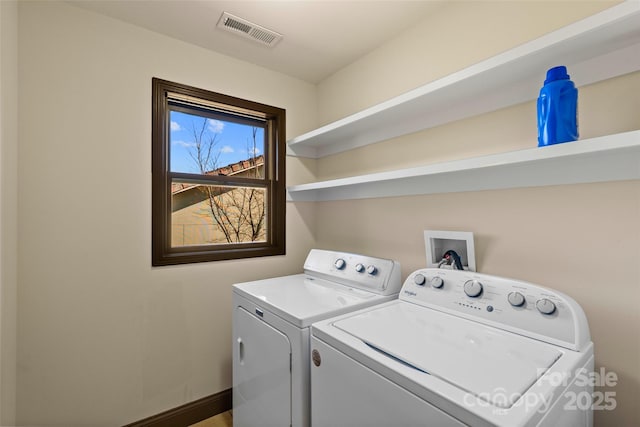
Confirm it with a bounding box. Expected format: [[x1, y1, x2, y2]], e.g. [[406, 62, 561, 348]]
[[287, 1, 640, 159], [287, 131, 640, 201]]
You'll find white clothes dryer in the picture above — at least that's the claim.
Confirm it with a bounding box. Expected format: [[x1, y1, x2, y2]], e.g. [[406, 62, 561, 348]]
[[232, 249, 401, 427], [311, 268, 594, 427]]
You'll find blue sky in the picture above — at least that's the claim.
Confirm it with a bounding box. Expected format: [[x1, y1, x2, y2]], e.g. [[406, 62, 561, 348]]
[[170, 110, 265, 174]]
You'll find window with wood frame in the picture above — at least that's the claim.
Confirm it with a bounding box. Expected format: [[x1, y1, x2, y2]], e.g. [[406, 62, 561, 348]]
[[152, 78, 285, 265]]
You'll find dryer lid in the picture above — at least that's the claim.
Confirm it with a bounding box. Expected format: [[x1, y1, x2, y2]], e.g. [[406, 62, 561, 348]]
[[333, 302, 562, 408], [234, 274, 384, 327]]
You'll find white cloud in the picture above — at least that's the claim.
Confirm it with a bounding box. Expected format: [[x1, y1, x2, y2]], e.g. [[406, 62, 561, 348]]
[[220, 145, 234, 153], [207, 119, 224, 134], [170, 121, 181, 131], [248, 147, 261, 155], [172, 140, 196, 148]]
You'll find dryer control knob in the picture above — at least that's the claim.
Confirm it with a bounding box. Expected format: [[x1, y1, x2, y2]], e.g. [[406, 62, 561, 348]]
[[464, 280, 483, 298], [536, 298, 557, 315], [430, 277, 444, 288], [508, 292, 525, 307], [414, 274, 426, 286], [366, 265, 378, 276], [334, 258, 346, 270], [355, 263, 365, 273]]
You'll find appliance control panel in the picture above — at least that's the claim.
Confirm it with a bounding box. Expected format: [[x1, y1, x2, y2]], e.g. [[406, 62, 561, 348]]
[[304, 249, 402, 296], [401, 268, 590, 351]]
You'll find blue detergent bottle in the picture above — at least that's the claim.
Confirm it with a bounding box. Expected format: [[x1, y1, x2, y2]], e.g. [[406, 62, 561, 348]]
[[537, 66, 578, 146]]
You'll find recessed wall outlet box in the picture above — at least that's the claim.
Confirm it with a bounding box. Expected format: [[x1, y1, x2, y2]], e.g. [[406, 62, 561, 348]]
[[424, 230, 476, 271]]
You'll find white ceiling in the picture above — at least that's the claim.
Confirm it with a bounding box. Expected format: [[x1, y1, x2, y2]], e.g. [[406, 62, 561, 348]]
[[68, 0, 447, 83]]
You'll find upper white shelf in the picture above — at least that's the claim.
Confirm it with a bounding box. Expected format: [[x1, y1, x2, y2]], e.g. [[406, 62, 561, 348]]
[[286, 131, 640, 201], [287, 1, 640, 159]]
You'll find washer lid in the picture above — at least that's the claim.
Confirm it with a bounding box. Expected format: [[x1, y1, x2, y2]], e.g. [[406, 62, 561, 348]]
[[233, 274, 383, 327], [333, 302, 562, 408]]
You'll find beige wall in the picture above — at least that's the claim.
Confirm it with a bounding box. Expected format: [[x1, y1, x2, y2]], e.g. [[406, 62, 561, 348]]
[[313, 1, 639, 426], [0, 0, 18, 424], [317, 0, 620, 125], [16, 1, 316, 425]]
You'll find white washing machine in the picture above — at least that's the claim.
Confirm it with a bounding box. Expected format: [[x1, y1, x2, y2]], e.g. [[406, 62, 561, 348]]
[[232, 249, 401, 427], [311, 268, 594, 427]]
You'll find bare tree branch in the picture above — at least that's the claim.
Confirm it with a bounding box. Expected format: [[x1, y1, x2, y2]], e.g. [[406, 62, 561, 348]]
[[186, 119, 265, 244]]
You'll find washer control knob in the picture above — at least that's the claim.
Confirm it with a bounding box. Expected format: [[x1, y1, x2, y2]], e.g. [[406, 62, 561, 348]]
[[464, 280, 483, 298], [414, 274, 426, 286], [430, 277, 444, 288], [366, 265, 378, 276], [508, 292, 526, 307], [355, 263, 365, 273], [536, 298, 557, 315], [334, 258, 346, 270]]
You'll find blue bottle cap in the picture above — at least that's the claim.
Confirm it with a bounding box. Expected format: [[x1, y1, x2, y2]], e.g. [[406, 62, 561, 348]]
[[544, 66, 570, 84]]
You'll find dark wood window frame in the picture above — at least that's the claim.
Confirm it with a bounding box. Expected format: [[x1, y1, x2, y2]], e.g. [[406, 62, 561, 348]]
[[152, 78, 286, 266]]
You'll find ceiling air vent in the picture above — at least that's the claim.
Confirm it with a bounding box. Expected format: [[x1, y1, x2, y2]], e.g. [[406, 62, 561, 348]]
[[217, 12, 283, 48]]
